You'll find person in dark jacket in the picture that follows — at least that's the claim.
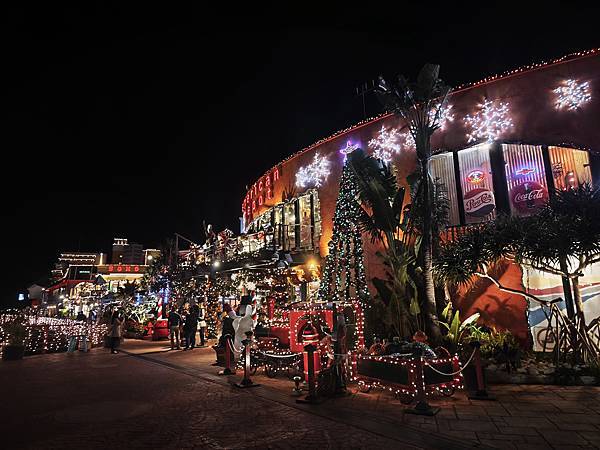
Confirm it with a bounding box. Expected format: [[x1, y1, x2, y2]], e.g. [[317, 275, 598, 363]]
[[183, 303, 199, 350], [168, 305, 183, 350]]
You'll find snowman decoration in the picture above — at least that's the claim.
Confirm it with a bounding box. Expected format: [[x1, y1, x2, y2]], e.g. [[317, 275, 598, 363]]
[[232, 295, 261, 356]]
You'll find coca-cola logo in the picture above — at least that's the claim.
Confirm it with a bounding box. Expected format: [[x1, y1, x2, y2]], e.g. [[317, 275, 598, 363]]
[[511, 182, 548, 213], [463, 188, 496, 218]]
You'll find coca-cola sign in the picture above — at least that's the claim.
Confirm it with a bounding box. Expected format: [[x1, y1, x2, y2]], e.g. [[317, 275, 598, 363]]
[[463, 188, 496, 218], [511, 181, 548, 214]]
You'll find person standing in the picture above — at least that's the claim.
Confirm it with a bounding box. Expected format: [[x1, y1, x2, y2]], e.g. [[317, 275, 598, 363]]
[[109, 310, 123, 354], [183, 303, 199, 350], [198, 302, 207, 347], [168, 305, 182, 350]]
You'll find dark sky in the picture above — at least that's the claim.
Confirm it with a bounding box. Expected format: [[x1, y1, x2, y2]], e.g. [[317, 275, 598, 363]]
[[3, 3, 600, 305]]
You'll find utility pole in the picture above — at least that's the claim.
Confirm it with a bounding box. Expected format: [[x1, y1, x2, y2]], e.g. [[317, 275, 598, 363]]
[[355, 80, 376, 119]]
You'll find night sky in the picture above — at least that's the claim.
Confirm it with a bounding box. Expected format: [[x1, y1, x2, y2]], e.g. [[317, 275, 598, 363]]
[[3, 3, 599, 305]]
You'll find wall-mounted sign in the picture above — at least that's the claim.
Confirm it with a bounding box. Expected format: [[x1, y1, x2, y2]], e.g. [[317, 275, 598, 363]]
[[458, 144, 496, 224], [464, 188, 496, 218], [466, 169, 485, 184], [242, 165, 281, 224], [503, 144, 548, 217], [97, 264, 146, 275], [510, 181, 548, 214]]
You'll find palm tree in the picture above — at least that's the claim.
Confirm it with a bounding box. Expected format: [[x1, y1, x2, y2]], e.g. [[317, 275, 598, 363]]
[[348, 149, 416, 337], [435, 184, 600, 360], [375, 64, 452, 340]]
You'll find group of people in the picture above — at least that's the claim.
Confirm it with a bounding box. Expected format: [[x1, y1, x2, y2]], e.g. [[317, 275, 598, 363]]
[[167, 302, 207, 350]]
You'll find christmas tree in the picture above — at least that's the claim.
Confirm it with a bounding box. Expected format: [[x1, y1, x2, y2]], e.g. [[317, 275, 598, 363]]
[[318, 158, 370, 306]]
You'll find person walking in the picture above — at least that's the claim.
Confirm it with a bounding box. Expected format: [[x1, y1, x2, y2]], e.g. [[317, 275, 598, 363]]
[[168, 305, 182, 350], [183, 303, 199, 350], [198, 302, 207, 347], [109, 309, 123, 354]]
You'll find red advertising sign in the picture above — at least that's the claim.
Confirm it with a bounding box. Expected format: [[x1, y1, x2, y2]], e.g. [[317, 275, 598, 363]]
[[510, 181, 548, 214], [464, 188, 496, 218], [502, 144, 548, 217]]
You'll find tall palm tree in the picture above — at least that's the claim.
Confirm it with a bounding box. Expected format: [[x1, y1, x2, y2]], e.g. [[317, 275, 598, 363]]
[[375, 64, 452, 340]]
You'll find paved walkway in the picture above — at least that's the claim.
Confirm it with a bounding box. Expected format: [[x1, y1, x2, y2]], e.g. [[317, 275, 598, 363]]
[[2, 339, 599, 449], [121, 339, 600, 450], [0, 340, 477, 450]]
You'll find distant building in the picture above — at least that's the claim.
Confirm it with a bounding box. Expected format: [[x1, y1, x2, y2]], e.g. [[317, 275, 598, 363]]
[[111, 238, 144, 265]]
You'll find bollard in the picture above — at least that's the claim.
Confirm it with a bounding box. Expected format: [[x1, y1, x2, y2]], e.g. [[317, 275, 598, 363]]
[[405, 356, 440, 416], [296, 343, 322, 404], [235, 331, 260, 388], [292, 375, 303, 396], [218, 335, 235, 375], [468, 341, 496, 401]]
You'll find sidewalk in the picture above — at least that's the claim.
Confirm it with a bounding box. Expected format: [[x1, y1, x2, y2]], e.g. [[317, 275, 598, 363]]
[[121, 339, 600, 450]]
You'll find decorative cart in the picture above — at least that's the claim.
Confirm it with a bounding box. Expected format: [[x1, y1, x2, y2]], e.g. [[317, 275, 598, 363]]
[[351, 353, 464, 404], [240, 336, 300, 378]]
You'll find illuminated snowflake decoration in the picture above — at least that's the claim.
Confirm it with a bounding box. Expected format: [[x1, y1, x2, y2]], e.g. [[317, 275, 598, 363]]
[[400, 130, 415, 150], [464, 99, 513, 143], [553, 79, 591, 111], [296, 153, 331, 188], [368, 125, 402, 163], [429, 103, 454, 130]]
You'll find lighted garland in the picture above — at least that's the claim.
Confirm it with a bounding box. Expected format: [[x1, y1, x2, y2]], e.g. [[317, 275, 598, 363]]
[[247, 48, 599, 196], [0, 313, 108, 357]]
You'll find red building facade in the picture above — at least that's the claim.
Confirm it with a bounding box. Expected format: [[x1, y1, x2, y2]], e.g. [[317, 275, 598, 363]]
[[241, 49, 600, 344]]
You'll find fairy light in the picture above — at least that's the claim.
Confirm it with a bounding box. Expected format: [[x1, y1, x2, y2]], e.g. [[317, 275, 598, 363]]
[[553, 79, 592, 111], [295, 153, 331, 188], [429, 103, 454, 130], [464, 99, 513, 143], [350, 353, 463, 396], [0, 312, 108, 357]]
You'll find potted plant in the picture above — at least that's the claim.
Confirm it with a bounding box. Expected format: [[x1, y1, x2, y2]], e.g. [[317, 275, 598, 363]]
[[2, 316, 27, 361]]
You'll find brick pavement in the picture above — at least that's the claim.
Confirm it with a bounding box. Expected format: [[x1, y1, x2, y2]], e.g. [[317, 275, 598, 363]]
[[0, 341, 476, 450], [121, 339, 600, 450]]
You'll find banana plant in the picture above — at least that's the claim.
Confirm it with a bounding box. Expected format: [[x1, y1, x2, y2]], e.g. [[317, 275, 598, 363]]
[[439, 303, 480, 353]]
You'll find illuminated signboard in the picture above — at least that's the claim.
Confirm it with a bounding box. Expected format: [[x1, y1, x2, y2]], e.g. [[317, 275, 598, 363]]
[[97, 265, 147, 275], [242, 165, 282, 223]]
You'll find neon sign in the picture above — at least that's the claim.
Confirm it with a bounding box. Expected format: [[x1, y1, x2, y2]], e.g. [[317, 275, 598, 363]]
[[466, 169, 485, 184]]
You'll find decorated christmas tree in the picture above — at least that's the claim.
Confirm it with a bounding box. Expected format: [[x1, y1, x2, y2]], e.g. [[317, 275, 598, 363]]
[[318, 158, 370, 306]]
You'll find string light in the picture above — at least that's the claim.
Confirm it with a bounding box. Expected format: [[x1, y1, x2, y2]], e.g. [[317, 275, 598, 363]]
[[429, 103, 454, 130], [553, 79, 592, 111], [0, 313, 108, 357], [295, 153, 331, 188], [464, 99, 513, 143]]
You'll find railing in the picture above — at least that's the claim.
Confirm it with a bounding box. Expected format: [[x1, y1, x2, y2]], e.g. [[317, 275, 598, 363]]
[[185, 223, 320, 266]]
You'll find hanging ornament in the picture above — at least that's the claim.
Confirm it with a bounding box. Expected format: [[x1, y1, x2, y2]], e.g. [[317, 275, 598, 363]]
[[553, 79, 591, 111], [295, 153, 331, 188], [464, 99, 513, 143]]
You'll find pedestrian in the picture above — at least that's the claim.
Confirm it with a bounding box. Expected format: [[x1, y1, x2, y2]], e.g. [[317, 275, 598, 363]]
[[183, 303, 199, 350], [109, 309, 123, 354], [198, 302, 207, 347], [76, 311, 87, 322], [168, 305, 182, 350]]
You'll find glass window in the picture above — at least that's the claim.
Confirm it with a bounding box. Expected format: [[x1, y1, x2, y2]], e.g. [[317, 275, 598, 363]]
[[299, 194, 312, 249], [503, 144, 549, 217], [429, 153, 460, 226], [284, 201, 296, 250], [457, 144, 497, 224], [549, 146, 592, 191]]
